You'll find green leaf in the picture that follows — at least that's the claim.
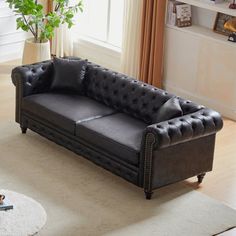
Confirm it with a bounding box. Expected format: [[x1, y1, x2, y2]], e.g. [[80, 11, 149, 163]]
[[6, 0, 84, 41]]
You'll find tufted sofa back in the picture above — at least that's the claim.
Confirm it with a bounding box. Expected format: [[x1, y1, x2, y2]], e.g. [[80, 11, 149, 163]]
[[84, 63, 204, 124]]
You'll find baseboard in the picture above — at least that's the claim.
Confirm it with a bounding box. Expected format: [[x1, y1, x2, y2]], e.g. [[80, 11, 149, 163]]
[[164, 82, 236, 121], [0, 53, 21, 63]]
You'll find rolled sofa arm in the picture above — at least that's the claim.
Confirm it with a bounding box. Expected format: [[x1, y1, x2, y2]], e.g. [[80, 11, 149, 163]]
[[145, 108, 223, 149], [11, 60, 53, 97]]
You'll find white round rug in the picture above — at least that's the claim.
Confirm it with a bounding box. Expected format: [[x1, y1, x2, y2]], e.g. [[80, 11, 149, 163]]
[[0, 190, 47, 236]]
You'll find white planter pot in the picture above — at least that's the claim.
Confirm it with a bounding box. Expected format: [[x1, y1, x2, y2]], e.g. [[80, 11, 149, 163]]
[[22, 38, 51, 65]]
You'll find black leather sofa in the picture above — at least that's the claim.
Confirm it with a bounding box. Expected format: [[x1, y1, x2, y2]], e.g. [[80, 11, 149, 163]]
[[11, 58, 223, 199]]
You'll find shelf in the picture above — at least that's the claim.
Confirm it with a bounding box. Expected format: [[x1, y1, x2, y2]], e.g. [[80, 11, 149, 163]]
[[177, 0, 236, 16], [166, 24, 236, 47]]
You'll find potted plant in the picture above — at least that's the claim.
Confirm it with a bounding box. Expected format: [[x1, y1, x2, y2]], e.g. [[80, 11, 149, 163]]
[[6, 0, 83, 64]]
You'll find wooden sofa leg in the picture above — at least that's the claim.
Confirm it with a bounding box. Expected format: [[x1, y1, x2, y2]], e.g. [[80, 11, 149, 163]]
[[21, 126, 27, 134], [144, 190, 153, 200], [197, 173, 206, 183]]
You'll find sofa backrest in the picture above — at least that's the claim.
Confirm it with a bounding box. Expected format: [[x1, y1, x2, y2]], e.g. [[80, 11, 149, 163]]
[[84, 62, 204, 124]]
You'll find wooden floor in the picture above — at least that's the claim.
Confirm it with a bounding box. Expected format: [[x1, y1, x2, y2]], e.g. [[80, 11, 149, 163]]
[[187, 118, 236, 210], [0, 60, 236, 213]]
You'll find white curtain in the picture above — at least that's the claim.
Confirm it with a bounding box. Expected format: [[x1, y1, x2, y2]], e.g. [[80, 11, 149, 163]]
[[52, 24, 73, 57], [51, 0, 74, 57], [120, 0, 143, 78]]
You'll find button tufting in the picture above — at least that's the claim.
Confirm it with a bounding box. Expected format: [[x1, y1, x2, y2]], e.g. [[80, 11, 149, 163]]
[[167, 129, 173, 139], [144, 115, 150, 120], [152, 108, 158, 112], [212, 118, 217, 126], [202, 119, 206, 126], [192, 123, 197, 130], [83, 64, 210, 125]]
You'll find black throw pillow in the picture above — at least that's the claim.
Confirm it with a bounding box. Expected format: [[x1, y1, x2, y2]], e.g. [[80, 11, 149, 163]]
[[153, 97, 183, 123], [51, 57, 87, 93]]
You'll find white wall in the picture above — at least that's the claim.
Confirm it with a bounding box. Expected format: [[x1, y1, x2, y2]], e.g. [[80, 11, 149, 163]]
[[192, 6, 216, 29], [164, 26, 236, 120], [73, 38, 121, 72], [0, 0, 31, 62], [164, 3, 236, 120], [0, 0, 50, 63]]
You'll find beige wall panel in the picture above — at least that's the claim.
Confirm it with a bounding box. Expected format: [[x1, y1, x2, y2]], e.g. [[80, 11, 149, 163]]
[[164, 26, 236, 120]]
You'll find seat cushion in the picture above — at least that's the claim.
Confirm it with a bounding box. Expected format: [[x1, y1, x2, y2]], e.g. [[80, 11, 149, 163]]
[[22, 93, 116, 134], [76, 113, 147, 166]]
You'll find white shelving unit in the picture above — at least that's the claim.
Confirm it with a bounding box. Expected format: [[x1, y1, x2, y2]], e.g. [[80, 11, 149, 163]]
[[177, 0, 236, 16], [164, 0, 236, 120], [166, 23, 236, 48], [166, 0, 236, 45]]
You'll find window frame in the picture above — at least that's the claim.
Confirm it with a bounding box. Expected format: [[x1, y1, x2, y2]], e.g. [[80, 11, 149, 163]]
[[74, 0, 124, 50], [72, 0, 124, 71]]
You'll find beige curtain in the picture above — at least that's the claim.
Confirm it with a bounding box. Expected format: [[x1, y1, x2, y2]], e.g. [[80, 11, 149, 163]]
[[139, 0, 166, 88], [120, 0, 143, 78]]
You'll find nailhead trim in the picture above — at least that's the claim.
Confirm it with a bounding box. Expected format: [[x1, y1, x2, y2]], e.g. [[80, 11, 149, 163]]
[[143, 133, 156, 193]]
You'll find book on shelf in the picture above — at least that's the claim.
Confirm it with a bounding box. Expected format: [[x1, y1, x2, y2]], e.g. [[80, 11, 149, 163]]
[[167, 0, 177, 26], [176, 4, 192, 27], [0, 199, 13, 211], [167, 1, 192, 28]]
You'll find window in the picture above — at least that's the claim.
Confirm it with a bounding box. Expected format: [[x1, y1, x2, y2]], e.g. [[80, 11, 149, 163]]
[[74, 0, 125, 49]]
